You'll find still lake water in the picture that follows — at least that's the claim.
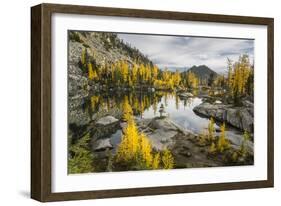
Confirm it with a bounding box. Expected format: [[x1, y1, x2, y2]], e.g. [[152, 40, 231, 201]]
[[89, 91, 243, 149], [142, 96, 210, 133]]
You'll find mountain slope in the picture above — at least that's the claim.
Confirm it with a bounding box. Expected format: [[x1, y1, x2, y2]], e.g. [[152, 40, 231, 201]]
[[187, 65, 218, 80], [68, 31, 154, 127], [68, 31, 154, 98], [69, 31, 153, 68]]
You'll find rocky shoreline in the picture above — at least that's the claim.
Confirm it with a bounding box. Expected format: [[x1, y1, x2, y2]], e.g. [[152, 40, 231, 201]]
[[88, 113, 253, 170], [68, 83, 254, 170], [193, 101, 254, 133]]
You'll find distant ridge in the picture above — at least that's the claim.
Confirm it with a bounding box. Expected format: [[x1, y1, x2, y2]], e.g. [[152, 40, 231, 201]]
[[164, 66, 187, 72], [186, 65, 218, 80]]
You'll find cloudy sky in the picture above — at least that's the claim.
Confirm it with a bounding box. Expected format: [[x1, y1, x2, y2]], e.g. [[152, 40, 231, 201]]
[[118, 33, 254, 74]]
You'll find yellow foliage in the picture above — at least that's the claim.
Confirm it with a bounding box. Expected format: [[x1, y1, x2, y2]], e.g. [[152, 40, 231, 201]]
[[173, 70, 181, 86], [90, 95, 99, 109], [209, 142, 216, 154], [116, 118, 163, 170], [162, 149, 174, 169], [208, 117, 215, 142], [231, 151, 238, 162], [86, 57, 188, 90], [152, 65, 159, 81], [132, 64, 138, 84], [217, 123, 230, 153], [139, 64, 146, 82], [88, 63, 97, 80], [138, 133, 153, 168], [120, 60, 129, 83], [116, 102, 175, 170], [152, 152, 160, 169], [227, 58, 233, 89], [116, 120, 139, 162], [239, 130, 250, 156], [228, 55, 252, 98], [81, 48, 86, 65], [186, 71, 199, 89], [122, 97, 134, 122], [213, 75, 226, 88]]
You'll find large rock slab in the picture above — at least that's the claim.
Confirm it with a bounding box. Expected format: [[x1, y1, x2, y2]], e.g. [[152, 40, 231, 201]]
[[138, 117, 186, 150], [93, 116, 120, 139], [147, 129, 178, 150], [92, 138, 113, 151], [193, 102, 254, 132], [96, 116, 119, 126], [148, 117, 178, 131]]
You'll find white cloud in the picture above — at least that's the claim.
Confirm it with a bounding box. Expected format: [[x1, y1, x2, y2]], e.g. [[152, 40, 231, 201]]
[[118, 33, 254, 74]]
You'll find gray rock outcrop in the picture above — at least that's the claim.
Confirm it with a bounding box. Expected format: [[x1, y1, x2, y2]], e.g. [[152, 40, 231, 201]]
[[193, 102, 254, 132], [93, 116, 120, 139], [178, 92, 194, 99], [136, 117, 183, 150], [96, 116, 119, 126], [92, 138, 113, 152], [68, 41, 89, 99]]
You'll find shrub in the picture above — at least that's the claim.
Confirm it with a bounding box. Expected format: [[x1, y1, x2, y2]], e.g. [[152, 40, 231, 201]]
[[239, 130, 250, 157], [68, 133, 94, 174], [69, 31, 82, 43], [208, 142, 216, 154], [122, 97, 134, 123], [207, 117, 215, 142], [217, 123, 230, 153], [115, 102, 174, 171], [162, 149, 174, 169], [152, 152, 160, 169]]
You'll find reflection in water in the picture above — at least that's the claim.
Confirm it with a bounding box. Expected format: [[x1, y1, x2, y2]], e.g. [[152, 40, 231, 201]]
[[88, 91, 164, 118], [81, 91, 242, 145], [142, 96, 210, 133]]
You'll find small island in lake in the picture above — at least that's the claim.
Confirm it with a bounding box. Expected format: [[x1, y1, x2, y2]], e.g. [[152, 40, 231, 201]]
[[68, 31, 254, 173]]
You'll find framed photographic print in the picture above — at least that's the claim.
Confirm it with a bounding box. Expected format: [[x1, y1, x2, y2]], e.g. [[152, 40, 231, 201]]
[[31, 3, 274, 202]]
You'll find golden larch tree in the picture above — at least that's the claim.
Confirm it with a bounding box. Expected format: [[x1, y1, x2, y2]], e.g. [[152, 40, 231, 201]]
[[162, 149, 174, 169], [152, 152, 160, 169], [138, 133, 153, 168], [122, 96, 134, 122], [217, 123, 230, 153]]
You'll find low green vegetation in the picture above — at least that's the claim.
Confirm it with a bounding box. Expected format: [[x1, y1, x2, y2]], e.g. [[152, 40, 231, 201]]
[[68, 133, 94, 174], [197, 118, 252, 165], [69, 31, 82, 43], [68, 99, 175, 173], [230, 130, 251, 163]]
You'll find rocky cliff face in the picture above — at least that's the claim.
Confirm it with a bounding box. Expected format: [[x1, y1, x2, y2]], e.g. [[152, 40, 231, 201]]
[[68, 41, 89, 98], [68, 31, 151, 131], [68, 31, 152, 98]]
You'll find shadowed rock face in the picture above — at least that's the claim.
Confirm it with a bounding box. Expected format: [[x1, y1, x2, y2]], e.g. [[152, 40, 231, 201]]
[[92, 116, 120, 140], [193, 102, 254, 133], [68, 41, 89, 99]]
